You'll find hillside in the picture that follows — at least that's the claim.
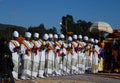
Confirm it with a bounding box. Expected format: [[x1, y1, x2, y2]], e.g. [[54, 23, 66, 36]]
[[0, 23, 27, 38]]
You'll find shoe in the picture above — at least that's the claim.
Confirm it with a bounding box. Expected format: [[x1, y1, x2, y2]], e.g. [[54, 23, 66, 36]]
[[52, 74, 55, 77], [31, 77, 35, 79], [40, 76, 45, 78], [16, 78, 20, 81], [14, 78, 19, 81], [21, 76, 26, 80], [44, 74, 49, 77], [26, 77, 30, 80], [56, 74, 60, 76]]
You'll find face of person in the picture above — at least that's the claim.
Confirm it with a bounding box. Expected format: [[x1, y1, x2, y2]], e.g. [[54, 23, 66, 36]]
[[4, 41, 7, 45], [79, 38, 82, 41], [26, 37, 30, 41], [54, 38, 58, 41], [34, 37, 38, 40], [61, 38, 64, 41], [13, 37, 18, 40]]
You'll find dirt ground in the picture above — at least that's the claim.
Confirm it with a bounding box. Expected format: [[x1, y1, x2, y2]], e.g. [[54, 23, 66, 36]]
[[15, 74, 120, 83], [16, 78, 96, 83]]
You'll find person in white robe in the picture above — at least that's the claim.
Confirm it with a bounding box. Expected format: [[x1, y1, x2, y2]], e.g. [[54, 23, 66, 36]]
[[45, 34, 55, 76], [61, 38, 68, 75], [71, 35, 78, 74], [83, 36, 90, 73], [77, 35, 85, 74], [38, 34, 49, 78], [58, 34, 67, 76], [20, 32, 33, 80], [31, 33, 41, 78], [67, 36, 73, 75], [8, 31, 20, 80], [53, 34, 61, 76], [84, 37, 93, 73], [92, 39, 100, 73]]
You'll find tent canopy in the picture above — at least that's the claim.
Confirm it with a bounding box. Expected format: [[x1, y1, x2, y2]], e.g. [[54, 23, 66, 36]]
[[89, 22, 113, 33]]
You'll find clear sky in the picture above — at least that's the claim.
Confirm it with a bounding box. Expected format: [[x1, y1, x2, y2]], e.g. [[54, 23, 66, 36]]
[[0, 0, 120, 33]]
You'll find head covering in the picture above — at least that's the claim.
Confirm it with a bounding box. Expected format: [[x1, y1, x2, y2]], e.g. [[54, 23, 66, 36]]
[[73, 35, 77, 39], [89, 38, 94, 43], [49, 34, 53, 38], [13, 31, 19, 37], [54, 34, 58, 39], [33, 33, 39, 38], [43, 33, 49, 40], [78, 35, 82, 39], [25, 32, 31, 38], [95, 39, 98, 43], [60, 34, 65, 39], [68, 36, 72, 41], [84, 36, 88, 41]]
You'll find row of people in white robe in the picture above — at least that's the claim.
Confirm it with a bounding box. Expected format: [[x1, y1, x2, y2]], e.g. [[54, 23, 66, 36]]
[[8, 31, 101, 80]]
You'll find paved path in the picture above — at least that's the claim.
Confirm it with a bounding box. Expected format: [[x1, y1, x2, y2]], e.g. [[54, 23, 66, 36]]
[[16, 73, 120, 83]]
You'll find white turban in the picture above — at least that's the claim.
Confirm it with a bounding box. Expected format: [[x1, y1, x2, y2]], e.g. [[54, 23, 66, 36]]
[[84, 36, 88, 41], [13, 31, 19, 37], [49, 34, 53, 38], [68, 36, 72, 41], [43, 33, 49, 40], [89, 38, 94, 43], [60, 34, 65, 39], [25, 32, 31, 38], [54, 34, 58, 39], [78, 35, 82, 39], [73, 35, 77, 39], [33, 33, 39, 38], [95, 39, 98, 43]]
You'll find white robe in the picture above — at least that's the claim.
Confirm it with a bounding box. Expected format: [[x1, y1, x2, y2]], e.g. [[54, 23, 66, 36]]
[[54, 41, 61, 75], [71, 41, 78, 73], [59, 40, 67, 75], [77, 41, 85, 74], [38, 41, 46, 77], [8, 40, 20, 79], [92, 45, 100, 73], [21, 40, 33, 79], [31, 40, 41, 77], [45, 41, 55, 75], [84, 44, 92, 72], [67, 43, 72, 74]]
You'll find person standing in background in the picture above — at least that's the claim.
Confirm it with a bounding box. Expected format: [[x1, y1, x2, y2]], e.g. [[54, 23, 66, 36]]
[[77, 35, 85, 74], [20, 32, 33, 80], [31, 33, 41, 79], [67, 36, 73, 75], [71, 35, 78, 74], [8, 31, 21, 80], [58, 34, 67, 76], [98, 40, 105, 72], [0, 37, 15, 83], [92, 39, 100, 73], [45, 34, 55, 76], [38, 33, 48, 78], [53, 34, 61, 76]]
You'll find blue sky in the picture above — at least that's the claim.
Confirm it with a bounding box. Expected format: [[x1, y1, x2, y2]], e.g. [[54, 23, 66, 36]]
[[0, 0, 120, 33]]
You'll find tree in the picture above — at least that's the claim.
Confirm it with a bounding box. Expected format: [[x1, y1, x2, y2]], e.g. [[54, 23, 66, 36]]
[[60, 14, 93, 37], [27, 24, 57, 38], [60, 14, 74, 37], [76, 20, 92, 36]]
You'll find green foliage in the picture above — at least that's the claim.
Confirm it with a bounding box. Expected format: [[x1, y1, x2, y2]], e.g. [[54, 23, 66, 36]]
[[28, 24, 57, 38], [60, 14, 93, 37], [0, 24, 27, 39], [0, 14, 94, 39], [0, 23, 57, 39]]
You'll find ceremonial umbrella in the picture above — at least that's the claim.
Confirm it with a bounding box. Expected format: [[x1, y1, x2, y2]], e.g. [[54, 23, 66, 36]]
[[89, 22, 113, 33]]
